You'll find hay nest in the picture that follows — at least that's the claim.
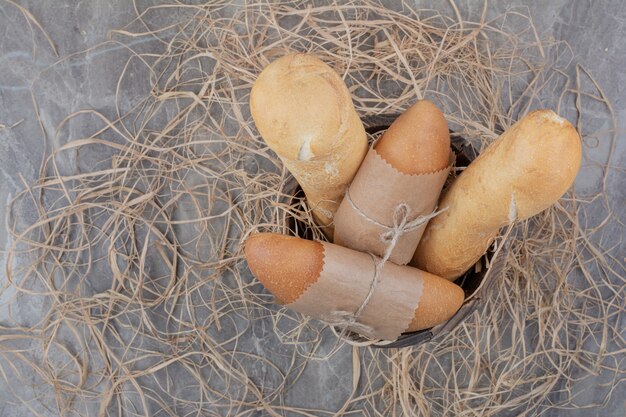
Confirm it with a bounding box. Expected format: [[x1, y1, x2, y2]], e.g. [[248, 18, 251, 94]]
[[2, 1, 624, 416]]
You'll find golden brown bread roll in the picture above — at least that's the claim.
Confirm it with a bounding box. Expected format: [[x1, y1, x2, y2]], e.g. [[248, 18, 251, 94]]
[[374, 99, 450, 174], [412, 109, 582, 279], [245, 233, 464, 332], [250, 54, 368, 233]]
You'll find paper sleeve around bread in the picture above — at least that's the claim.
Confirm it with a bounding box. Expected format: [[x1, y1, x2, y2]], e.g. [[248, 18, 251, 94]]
[[333, 147, 453, 265], [285, 241, 424, 340]]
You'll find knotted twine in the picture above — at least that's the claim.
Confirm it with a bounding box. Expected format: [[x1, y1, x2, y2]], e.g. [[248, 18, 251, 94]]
[[324, 189, 447, 339]]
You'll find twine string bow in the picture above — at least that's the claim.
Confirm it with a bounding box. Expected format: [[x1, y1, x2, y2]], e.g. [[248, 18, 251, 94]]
[[328, 190, 447, 338]]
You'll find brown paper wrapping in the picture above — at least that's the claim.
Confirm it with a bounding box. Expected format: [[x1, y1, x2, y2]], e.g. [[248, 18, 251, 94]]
[[285, 241, 424, 341], [333, 147, 452, 265]]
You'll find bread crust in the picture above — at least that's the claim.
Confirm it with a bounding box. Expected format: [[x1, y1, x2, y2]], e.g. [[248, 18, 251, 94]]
[[412, 110, 582, 279], [250, 54, 368, 228], [245, 233, 464, 332], [374, 99, 450, 174]]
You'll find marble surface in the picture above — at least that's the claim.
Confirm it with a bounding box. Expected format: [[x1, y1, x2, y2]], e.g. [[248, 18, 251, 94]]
[[0, 1, 624, 416]]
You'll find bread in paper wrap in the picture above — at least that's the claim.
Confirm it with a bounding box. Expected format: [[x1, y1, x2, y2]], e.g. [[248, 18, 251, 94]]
[[244, 233, 464, 340], [333, 100, 452, 265]]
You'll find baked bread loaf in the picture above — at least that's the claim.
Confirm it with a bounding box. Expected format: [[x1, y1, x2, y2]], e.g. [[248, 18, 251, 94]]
[[333, 100, 451, 264], [245, 233, 465, 332], [412, 110, 582, 279], [250, 54, 368, 234]]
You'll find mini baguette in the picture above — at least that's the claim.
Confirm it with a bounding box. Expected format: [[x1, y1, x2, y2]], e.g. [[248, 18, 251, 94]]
[[333, 100, 451, 264], [250, 54, 368, 233], [412, 109, 582, 279], [245, 233, 465, 332]]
